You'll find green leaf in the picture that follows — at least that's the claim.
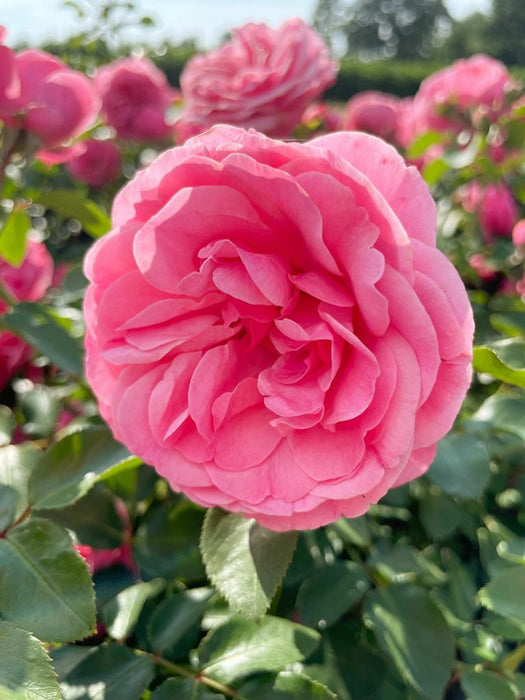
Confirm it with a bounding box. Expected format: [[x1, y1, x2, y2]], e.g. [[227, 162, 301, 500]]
[[327, 516, 371, 548], [0, 405, 15, 446], [460, 669, 517, 700], [419, 492, 464, 540], [482, 611, 525, 641], [239, 671, 337, 699], [38, 190, 111, 238], [46, 486, 126, 549], [19, 386, 60, 438], [151, 678, 222, 699], [200, 509, 297, 619], [422, 158, 449, 186], [59, 644, 154, 700], [102, 579, 164, 640], [197, 615, 320, 684], [29, 426, 140, 510], [0, 518, 95, 641], [369, 544, 446, 587], [134, 500, 205, 582], [148, 587, 214, 652], [428, 433, 490, 499], [0, 443, 41, 521], [478, 566, 525, 622], [498, 538, 525, 565], [0, 485, 19, 531], [473, 339, 525, 388], [468, 391, 525, 442], [441, 549, 478, 622], [491, 312, 525, 338], [297, 561, 369, 629], [363, 584, 455, 699], [3, 301, 83, 376], [0, 211, 30, 266], [0, 620, 61, 699], [406, 131, 444, 159]]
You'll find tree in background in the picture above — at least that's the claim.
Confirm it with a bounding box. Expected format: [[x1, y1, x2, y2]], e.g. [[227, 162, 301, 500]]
[[435, 11, 489, 62], [484, 0, 525, 65], [341, 0, 451, 60]]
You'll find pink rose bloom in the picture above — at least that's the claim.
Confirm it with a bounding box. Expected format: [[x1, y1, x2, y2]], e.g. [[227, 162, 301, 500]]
[[468, 253, 497, 281], [94, 57, 174, 142], [512, 219, 525, 247], [343, 91, 400, 142], [84, 125, 473, 531], [410, 55, 513, 138], [0, 28, 19, 112], [301, 102, 342, 133], [67, 139, 121, 188], [0, 240, 54, 390], [479, 182, 518, 241], [0, 49, 99, 149], [178, 19, 338, 138]]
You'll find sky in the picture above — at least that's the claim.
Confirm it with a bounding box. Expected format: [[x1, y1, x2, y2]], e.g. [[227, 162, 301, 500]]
[[1, 0, 492, 49]]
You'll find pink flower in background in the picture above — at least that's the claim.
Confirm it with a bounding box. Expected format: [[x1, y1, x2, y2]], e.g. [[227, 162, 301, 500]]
[[512, 219, 525, 247], [84, 125, 473, 531], [405, 55, 513, 143], [178, 19, 338, 138], [67, 139, 121, 188], [95, 57, 175, 142], [301, 102, 342, 133], [468, 253, 498, 281], [0, 240, 54, 391], [0, 27, 19, 112], [343, 91, 400, 142], [478, 182, 518, 241], [0, 49, 99, 148]]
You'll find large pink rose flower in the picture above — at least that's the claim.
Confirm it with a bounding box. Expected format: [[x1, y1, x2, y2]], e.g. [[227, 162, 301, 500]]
[[94, 57, 175, 142], [67, 139, 121, 188], [0, 240, 54, 390], [84, 126, 473, 531], [177, 19, 338, 139], [0, 49, 99, 149]]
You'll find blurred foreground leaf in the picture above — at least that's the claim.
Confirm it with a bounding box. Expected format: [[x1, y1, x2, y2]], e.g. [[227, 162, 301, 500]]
[[3, 301, 83, 376], [38, 189, 111, 238]]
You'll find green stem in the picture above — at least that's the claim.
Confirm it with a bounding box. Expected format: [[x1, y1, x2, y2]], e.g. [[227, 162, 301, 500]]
[[152, 654, 240, 698], [1, 504, 32, 538], [502, 642, 525, 673]]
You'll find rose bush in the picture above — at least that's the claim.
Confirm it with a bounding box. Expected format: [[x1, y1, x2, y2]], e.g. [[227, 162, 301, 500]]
[[84, 125, 473, 531], [176, 19, 338, 139], [0, 239, 53, 390]]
